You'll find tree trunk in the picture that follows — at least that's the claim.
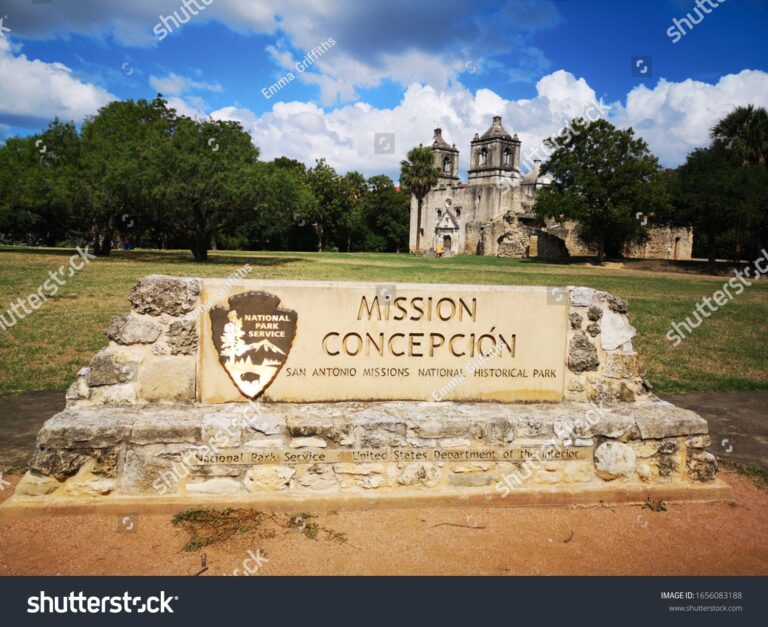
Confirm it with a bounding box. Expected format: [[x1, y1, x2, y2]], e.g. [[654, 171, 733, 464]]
[[316, 224, 324, 252], [707, 231, 717, 265], [191, 233, 209, 262], [597, 231, 606, 265], [415, 197, 423, 254]]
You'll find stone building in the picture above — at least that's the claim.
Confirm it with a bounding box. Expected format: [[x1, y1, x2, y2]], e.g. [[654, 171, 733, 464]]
[[408, 117, 693, 260]]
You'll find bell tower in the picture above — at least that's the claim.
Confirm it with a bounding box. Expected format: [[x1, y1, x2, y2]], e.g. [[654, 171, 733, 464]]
[[430, 128, 460, 186], [467, 116, 521, 185]]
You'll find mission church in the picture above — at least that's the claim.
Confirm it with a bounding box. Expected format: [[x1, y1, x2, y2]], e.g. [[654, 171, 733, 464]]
[[408, 116, 693, 260]]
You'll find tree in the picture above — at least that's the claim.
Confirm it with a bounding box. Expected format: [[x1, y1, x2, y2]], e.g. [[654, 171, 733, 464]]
[[341, 171, 367, 252], [711, 105, 768, 167], [670, 145, 738, 263], [534, 118, 668, 263], [157, 114, 259, 261], [306, 159, 345, 252], [79, 97, 173, 255], [362, 175, 410, 252], [400, 146, 439, 254]]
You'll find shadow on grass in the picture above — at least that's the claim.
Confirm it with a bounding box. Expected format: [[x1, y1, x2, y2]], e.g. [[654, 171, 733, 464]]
[[0, 247, 307, 267]]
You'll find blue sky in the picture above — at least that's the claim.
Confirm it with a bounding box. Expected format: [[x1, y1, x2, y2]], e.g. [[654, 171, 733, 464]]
[[0, 0, 766, 177]]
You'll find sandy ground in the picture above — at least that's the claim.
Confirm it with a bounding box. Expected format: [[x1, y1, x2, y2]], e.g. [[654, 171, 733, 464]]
[[0, 469, 766, 576]]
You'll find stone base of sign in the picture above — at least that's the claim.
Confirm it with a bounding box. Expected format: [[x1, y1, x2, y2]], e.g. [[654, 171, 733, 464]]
[[6, 400, 730, 508]]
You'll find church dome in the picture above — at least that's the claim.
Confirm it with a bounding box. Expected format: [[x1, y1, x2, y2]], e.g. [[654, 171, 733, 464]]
[[480, 115, 513, 140]]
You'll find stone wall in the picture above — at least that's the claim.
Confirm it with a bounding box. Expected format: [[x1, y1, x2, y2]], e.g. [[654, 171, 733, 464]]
[[66, 275, 202, 408], [15, 401, 718, 500], [624, 226, 694, 260], [563, 286, 651, 405]]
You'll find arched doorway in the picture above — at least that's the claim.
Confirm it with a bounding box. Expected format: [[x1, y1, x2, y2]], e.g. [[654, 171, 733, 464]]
[[443, 234, 452, 251]]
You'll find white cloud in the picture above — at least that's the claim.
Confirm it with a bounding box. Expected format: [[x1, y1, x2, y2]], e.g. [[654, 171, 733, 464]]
[[3, 0, 560, 104], [213, 69, 768, 178], [211, 70, 611, 178], [148, 72, 222, 97], [0, 37, 115, 126], [612, 70, 768, 165]]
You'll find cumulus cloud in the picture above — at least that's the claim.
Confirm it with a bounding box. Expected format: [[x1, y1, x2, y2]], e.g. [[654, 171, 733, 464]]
[[211, 70, 610, 177], [0, 37, 115, 128], [2, 0, 560, 103], [612, 70, 768, 165]]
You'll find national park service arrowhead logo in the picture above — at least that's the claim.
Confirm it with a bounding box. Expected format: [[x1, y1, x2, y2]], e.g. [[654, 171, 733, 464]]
[[210, 292, 297, 399]]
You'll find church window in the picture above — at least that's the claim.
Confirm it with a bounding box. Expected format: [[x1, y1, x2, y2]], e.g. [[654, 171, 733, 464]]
[[443, 157, 451, 173], [503, 149, 511, 166], [479, 148, 488, 166]]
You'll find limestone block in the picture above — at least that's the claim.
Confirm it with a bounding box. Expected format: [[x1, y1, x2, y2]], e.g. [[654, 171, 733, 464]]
[[295, 464, 338, 490], [243, 437, 285, 449], [603, 352, 640, 379], [138, 356, 195, 403], [448, 472, 493, 487], [397, 462, 441, 487], [569, 287, 595, 307], [413, 417, 469, 439], [129, 275, 200, 317], [88, 349, 139, 387], [568, 331, 599, 373], [685, 435, 711, 449], [594, 442, 636, 480], [14, 472, 61, 496], [601, 311, 636, 351], [634, 406, 708, 439], [107, 314, 162, 345], [587, 305, 603, 321], [569, 312, 583, 330], [686, 451, 718, 482], [90, 383, 138, 405], [201, 413, 243, 448], [451, 463, 492, 473], [130, 416, 200, 445], [289, 437, 327, 448], [187, 478, 243, 495], [244, 466, 295, 491], [166, 319, 198, 355], [334, 463, 387, 489]]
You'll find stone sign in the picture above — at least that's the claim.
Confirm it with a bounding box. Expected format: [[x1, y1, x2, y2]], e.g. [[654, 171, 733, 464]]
[[8, 276, 728, 508], [200, 280, 568, 403]]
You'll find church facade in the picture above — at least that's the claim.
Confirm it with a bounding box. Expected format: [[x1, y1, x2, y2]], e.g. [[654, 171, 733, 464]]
[[408, 116, 693, 260]]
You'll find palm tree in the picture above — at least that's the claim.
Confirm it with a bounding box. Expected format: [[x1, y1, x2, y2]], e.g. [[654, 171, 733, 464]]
[[400, 146, 439, 253], [710, 105, 768, 166]]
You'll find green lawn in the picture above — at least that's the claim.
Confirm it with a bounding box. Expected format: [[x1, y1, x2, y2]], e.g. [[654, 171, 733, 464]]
[[0, 246, 766, 395]]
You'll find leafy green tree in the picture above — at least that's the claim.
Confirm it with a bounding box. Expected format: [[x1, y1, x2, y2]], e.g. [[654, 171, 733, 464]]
[[400, 146, 439, 254], [157, 115, 259, 261], [79, 97, 173, 255], [711, 105, 768, 167], [306, 159, 346, 252], [362, 175, 410, 252], [341, 171, 367, 252], [534, 118, 668, 263]]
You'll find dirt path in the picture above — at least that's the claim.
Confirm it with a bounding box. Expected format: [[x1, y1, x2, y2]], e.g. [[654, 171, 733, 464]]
[[1, 470, 766, 576]]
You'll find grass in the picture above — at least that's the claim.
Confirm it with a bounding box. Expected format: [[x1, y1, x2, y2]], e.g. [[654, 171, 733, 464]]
[[0, 246, 766, 395]]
